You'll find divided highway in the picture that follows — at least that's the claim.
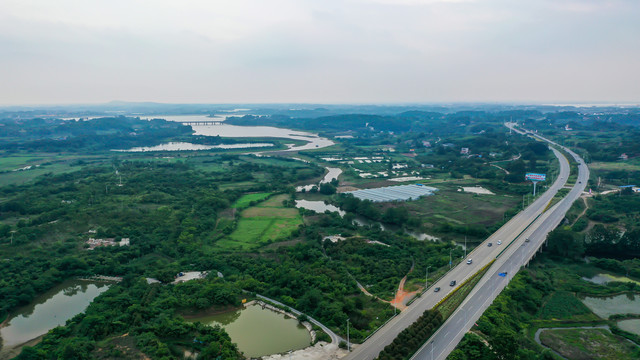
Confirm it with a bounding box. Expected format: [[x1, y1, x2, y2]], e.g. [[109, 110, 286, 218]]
[[346, 124, 587, 360]]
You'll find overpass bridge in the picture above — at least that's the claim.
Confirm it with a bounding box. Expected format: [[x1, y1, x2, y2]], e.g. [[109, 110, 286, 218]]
[[179, 120, 224, 126]]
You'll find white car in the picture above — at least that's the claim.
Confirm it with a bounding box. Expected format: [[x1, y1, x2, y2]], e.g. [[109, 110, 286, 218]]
[[467, 259, 472, 264], [497, 240, 502, 245]]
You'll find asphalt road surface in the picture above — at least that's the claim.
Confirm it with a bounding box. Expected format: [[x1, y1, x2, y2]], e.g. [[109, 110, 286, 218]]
[[409, 124, 589, 360], [346, 124, 586, 360]]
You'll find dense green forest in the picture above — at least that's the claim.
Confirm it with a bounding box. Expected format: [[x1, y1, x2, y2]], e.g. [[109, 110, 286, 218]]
[[0, 117, 198, 153]]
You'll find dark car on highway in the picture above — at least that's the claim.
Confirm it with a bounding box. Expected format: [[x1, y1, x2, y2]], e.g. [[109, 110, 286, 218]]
[[450, 280, 456, 286], [434, 287, 441, 292]]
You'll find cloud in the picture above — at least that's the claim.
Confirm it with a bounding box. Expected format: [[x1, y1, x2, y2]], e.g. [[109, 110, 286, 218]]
[[0, 0, 638, 104]]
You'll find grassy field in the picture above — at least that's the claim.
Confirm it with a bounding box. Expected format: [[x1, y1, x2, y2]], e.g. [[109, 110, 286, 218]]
[[540, 328, 640, 360], [538, 291, 600, 321], [403, 181, 520, 229], [232, 192, 272, 208], [589, 159, 640, 171], [214, 194, 302, 250]]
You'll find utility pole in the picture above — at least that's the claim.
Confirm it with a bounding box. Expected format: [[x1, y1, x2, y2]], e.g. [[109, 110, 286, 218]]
[[10, 230, 16, 245], [449, 249, 453, 269], [347, 319, 350, 352], [464, 236, 467, 258]]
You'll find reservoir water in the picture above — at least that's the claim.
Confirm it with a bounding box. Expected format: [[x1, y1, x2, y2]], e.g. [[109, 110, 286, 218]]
[[0, 280, 110, 358], [187, 305, 311, 358]]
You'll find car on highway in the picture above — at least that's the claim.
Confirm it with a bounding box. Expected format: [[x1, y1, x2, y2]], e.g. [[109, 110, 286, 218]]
[[434, 287, 441, 292], [497, 240, 502, 245], [466, 259, 472, 264], [525, 238, 530, 242], [450, 280, 456, 286], [487, 242, 493, 247]]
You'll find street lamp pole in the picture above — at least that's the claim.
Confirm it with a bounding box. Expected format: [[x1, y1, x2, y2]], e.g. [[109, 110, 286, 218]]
[[431, 341, 434, 360], [426, 266, 431, 290], [464, 236, 467, 258], [449, 249, 453, 269]]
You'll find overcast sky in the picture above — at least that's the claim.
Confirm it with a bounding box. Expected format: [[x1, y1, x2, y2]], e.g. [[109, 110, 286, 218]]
[[1, 0, 638, 105]]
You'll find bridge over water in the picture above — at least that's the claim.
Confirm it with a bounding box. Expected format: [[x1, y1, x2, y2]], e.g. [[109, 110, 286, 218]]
[[179, 120, 224, 125]]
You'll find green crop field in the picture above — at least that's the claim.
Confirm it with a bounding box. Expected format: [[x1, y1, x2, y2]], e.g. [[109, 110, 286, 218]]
[[215, 193, 302, 250], [232, 192, 272, 208]]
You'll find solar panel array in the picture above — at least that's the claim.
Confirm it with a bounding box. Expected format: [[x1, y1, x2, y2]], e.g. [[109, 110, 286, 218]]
[[346, 184, 438, 202]]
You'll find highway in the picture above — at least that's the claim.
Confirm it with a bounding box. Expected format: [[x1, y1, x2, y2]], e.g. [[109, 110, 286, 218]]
[[346, 123, 587, 360], [409, 124, 589, 359]]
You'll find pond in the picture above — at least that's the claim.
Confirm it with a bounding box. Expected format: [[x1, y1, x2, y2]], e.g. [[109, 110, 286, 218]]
[[617, 319, 640, 336], [187, 305, 311, 358], [295, 200, 346, 216], [581, 293, 640, 318], [582, 273, 640, 286], [293, 199, 439, 242], [0, 280, 110, 357]]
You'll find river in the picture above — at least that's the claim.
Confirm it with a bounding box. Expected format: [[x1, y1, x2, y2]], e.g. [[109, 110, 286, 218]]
[[114, 142, 274, 152], [296, 167, 343, 192], [0, 280, 110, 359]]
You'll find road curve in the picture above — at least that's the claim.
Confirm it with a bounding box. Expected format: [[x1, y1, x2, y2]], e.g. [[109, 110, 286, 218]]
[[409, 124, 589, 360], [347, 123, 585, 360], [256, 294, 346, 345]]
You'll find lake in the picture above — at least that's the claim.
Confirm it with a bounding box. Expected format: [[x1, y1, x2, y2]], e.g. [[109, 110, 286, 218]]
[[144, 114, 335, 152], [187, 305, 311, 358], [0, 280, 110, 358]]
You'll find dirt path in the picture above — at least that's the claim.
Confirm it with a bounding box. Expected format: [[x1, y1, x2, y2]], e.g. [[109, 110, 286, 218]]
[[355, 280, 379, 299], [391, 261, 418, 311], [489, 164, 509, 174], [534, 325, 610, 360], [570, 196, 590, 227]]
